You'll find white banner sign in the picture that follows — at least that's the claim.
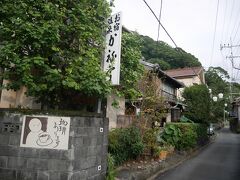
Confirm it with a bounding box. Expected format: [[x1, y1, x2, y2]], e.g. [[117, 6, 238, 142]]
[[20, 116, 70, 150], [103, 12, 122, 85]]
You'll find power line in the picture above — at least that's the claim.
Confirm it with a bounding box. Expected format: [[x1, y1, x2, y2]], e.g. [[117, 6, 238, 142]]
[[232, 20, 240, 43], [142, 0, 199, 77], [225, 0, 236, 41], [229, 3, 240, 42], [210, 0, 220, 67], [221, 0, 228, 43], [156, 0, 163, 42], [142, 0, 178, 48]]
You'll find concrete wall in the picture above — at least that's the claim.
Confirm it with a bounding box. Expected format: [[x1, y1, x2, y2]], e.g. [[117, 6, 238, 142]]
[[106, 93, 125, 129], [0, 112, 108, 180]]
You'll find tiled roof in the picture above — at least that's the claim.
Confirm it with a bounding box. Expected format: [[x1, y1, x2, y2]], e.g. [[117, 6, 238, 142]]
[[164, 67, 203, 78], [140, 60, 184, 88]]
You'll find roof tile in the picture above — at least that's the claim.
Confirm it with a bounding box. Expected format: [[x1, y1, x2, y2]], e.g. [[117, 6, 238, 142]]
[[164, 67, 203, 78]]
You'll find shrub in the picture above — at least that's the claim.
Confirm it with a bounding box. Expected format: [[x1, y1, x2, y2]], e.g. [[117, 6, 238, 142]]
[[176, 123, 197, 150], [161, 124, 181, 147], [108, 126, 144, 165], [142, 128, 160, 156], [194, 124, 209, 145], [161, 123, 207, 151]]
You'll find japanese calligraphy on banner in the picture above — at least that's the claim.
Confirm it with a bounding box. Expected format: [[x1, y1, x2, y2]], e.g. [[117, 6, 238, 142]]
[[103, 12, 122, 85], [20, 116, 70, 150]]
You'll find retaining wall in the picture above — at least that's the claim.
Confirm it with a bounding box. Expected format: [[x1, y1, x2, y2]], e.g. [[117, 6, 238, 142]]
[[0, 111, 108, 180]]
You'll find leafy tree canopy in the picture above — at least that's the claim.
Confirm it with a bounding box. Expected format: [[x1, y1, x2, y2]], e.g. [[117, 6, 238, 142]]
[[205, 67, 230, 95], [118, 32, 144, 99], [140, 35, 201, 69], [183, 84, 211, 124], [0, 0, 112, 107]]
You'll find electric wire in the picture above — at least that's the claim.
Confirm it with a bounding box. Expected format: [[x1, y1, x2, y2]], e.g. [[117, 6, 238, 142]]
[[210, 0, 220, 67], [156, 0, 163, 42], [142, 0, 178, 48], [221, 0, 228, 43], [231, 18, 240, 43], [230, 4, 240, 42], [142, 0, 199, 77], [225, 0, 235, 42]]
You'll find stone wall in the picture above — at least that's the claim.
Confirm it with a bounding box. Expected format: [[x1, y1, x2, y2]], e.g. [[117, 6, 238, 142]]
[[0, 112, 109, 180]]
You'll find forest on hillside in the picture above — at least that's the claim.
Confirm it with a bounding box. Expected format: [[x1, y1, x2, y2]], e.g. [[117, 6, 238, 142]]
[[139, 35, 202, 70]]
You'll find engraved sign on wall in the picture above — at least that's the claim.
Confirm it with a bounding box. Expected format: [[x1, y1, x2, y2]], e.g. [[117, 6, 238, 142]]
[[20, 116, 70, 150], [103, 12, 122, 85]]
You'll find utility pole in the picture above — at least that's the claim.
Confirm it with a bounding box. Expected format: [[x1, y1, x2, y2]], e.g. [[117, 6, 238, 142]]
[[220, 42, 240, 102]]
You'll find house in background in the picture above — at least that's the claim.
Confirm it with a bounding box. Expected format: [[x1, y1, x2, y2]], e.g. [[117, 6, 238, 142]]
[[140, 61, 185, 123], [112, 61, 184, 129], [164, 66, 205, 100]]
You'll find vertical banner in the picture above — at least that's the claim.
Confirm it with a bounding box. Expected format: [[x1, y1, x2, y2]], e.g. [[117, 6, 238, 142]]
[[20, 116, 70, 150], [103, 12, 122, 85]]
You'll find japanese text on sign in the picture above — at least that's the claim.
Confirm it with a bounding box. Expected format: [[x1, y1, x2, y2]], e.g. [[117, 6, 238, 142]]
[[20, 116, 70, 150], [103, 12, 122, 85]]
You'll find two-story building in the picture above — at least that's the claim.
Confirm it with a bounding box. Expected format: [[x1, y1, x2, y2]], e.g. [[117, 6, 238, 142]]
[[110, 61, 184, 129], [141, 61, 184, 123], [164, 66, 205, 100]]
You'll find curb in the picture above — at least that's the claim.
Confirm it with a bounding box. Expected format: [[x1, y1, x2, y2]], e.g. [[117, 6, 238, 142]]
[[147, 135, 216, 180], [116, 135, 216, 180]]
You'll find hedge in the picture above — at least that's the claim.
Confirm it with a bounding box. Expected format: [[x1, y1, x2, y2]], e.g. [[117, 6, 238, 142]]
[[162, 123, 208, 150]]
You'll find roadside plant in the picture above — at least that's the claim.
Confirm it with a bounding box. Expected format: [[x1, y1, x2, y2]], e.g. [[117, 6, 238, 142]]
[[142, 128, 159, 156], [161, 124, 181, 146], [176, 123, 197, 150], [108, 126, 144, 165], [106, 153, 116, 180], [161, 123, 208, 151]]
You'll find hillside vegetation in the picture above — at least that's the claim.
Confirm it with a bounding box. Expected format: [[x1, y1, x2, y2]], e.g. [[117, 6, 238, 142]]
[[140, 35, 202, 70]]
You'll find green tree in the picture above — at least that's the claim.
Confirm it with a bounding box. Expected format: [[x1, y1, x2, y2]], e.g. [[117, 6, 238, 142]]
[[183, 84, 211, 124], [205, 67, 230, 95], [0, 0, 111, 108], [118, 32, 144, 99]]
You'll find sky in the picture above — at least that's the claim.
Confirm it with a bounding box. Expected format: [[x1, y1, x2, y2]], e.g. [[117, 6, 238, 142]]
[[110, 0, 240, 82]]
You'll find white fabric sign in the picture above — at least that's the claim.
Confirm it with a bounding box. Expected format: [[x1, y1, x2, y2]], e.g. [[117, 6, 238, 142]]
[[103, 12, 122, 85], [20, 115, 70, 150]]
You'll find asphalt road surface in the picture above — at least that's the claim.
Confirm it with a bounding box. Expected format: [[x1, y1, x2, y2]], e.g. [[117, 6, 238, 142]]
[[156, 128, 240, 180]]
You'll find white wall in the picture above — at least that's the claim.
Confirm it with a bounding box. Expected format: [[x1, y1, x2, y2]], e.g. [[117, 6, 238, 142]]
[[175, 75, 202, 100]]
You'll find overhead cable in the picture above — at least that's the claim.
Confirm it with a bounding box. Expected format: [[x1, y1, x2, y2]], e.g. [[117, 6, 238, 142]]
[[156, 0, 163, 42], [142, 0, 178, 48], [210, 0, 220, 67]]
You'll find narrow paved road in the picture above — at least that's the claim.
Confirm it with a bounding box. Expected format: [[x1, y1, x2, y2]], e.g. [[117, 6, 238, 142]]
[[156, 128, 240, 180]]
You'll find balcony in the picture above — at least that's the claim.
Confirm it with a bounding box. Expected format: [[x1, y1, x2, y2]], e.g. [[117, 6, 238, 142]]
[[160, 89, 177, 103]]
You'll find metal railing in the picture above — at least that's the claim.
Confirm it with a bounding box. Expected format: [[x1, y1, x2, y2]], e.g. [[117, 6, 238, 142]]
[[160, 89, 177, 102]]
